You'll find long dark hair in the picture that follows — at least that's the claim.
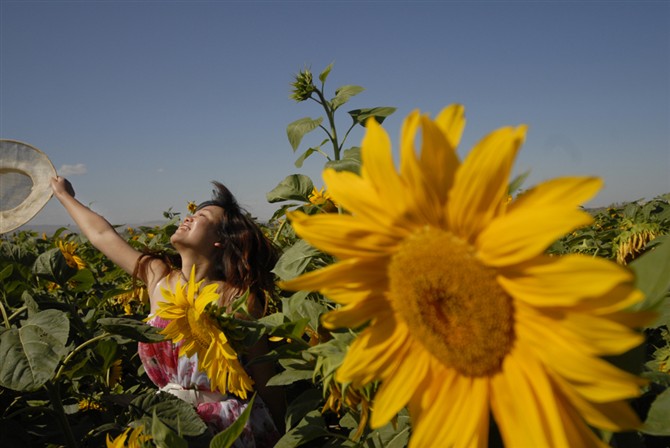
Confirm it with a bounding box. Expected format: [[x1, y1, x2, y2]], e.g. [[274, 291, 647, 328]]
[[198, 181, 279, 314]]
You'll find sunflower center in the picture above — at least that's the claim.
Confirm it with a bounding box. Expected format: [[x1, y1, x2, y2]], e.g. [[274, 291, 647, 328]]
[[187, 308, 211, 352], [388, 228, 515, 377]]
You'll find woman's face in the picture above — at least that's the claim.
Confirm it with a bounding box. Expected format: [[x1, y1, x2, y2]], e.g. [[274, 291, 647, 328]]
[[171, 205, 225, 252]]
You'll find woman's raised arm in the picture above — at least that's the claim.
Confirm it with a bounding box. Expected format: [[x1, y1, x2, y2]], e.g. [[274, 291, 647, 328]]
[[50, 176, 166, 288]]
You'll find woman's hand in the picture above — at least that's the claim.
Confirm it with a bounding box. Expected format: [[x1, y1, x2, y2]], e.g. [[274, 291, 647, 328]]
[[51, 176, 75, 199]]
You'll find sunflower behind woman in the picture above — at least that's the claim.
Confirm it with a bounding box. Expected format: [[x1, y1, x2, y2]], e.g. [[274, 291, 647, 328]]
[[155, 265, 254, 399], [281, 105, 649, 447]]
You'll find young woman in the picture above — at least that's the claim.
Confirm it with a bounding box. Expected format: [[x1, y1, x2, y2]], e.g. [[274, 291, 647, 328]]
[[51, 177, 283, 446]]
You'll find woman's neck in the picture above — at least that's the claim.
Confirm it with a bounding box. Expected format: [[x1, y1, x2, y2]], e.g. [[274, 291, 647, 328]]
[[179, 254, 218, 283]]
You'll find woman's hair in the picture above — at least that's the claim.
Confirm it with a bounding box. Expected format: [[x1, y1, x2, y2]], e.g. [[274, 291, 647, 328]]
[[197, 181, 279, 315]]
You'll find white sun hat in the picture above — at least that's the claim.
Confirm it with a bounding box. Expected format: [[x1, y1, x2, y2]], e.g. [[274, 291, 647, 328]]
[[0, 139, 57, 234]]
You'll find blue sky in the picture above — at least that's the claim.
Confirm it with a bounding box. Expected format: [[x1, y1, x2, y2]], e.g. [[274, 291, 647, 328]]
[[2, 1, 668, 226]]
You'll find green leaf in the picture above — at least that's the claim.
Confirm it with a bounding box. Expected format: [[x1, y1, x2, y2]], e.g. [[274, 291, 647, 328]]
[[267, 174, 315, 204], [274, 410, 330, 447], [282, 291, 326, 331], [628, 235, 670, 320], [0, 264, 12, 283], [324, 156, 361, 174], [285, 389, 323, 430], [318, 63, 333, 84], [287, 117, 323, 152], [295, 138, 328, 168], [98, 317, 165, 343], [0, 309, 69, 391], [32, 247, 76, 284], [509, 170, 530, 196], [348, 107, 396, 127], [641, 387, 670, 435], [272, 239, 321, 281], [151, 409, 189, 448], [132, 392, 207, 437], [266, 367, 315, 386], [209, 394, 256, 448], [330, 85, 365, 110], [69, 268, 96, 292]]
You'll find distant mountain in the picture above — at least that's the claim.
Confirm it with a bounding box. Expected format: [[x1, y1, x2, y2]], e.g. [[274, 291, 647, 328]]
[[10, 221, 169, 236]]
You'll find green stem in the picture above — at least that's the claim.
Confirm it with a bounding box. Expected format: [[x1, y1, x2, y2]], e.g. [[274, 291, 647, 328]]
[[315, 89, 340, 160], [273, 219, 287, 243], [45, 381, 79, 448], [55, 332, 111, 380], [0, 300, 10, 329], [339, 123, 357, 153], [7, 305, 28, 323]]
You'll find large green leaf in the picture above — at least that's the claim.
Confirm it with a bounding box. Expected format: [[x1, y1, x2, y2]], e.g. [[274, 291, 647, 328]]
[[0, 309, 69, 391], [209, 394, 255, 448], [287, 117, 323, 152], [98, 317, 165, 343], [330, 85, 364, 110], [131, 392, 207, 437], [151, 409, 188, 448], [629, 235, 670, 322], [272, 239, 321, 281], [348, 107, 396, 127], [32, 247, 76, 284], [641, 388, 670, 435], [267, 174, 314, 204], [274, 410, 330, 447]]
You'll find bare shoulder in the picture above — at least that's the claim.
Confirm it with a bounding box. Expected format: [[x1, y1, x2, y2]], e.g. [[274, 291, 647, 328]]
[[139, 257, 170, 291]]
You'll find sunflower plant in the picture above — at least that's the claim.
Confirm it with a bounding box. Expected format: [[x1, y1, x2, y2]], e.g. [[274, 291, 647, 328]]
[[276, 103, 670, 447]]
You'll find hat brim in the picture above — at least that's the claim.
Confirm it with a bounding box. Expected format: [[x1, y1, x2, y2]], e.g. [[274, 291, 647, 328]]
[[0, 140, 57, 234]]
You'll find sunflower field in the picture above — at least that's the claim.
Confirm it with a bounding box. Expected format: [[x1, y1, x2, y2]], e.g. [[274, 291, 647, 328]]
[[1, 65, 670, 448]]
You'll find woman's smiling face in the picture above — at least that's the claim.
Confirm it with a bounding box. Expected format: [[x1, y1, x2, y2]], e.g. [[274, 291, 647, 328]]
[[171, 205, 225, 252]]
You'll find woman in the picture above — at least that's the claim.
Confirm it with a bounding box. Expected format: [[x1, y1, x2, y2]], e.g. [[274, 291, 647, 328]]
[[51, 177, 283, 447]]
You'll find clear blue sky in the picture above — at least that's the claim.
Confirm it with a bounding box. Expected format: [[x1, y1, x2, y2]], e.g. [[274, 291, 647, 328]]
[[2, 1, 668, 226]]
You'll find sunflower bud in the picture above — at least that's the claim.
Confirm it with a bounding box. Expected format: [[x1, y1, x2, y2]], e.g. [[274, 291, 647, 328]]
[[290, 68, 316, 102]]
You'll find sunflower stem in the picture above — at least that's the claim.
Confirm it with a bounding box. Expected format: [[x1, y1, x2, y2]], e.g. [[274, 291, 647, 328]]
[[55, 332, 111, 380]]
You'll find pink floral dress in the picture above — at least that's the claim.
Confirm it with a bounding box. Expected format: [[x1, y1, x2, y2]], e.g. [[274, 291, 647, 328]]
[[138, 316, 280, 447]]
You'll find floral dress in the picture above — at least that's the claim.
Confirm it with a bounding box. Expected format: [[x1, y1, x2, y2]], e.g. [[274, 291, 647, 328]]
[[138, 316, 280, 448]]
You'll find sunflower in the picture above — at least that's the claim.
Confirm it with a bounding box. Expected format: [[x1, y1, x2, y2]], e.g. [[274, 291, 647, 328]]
[[57, 239, 86, 269], [309, 186, 338, 212], [155, 266, 254, 399], [187, 201, 198, 214], [281, 105, 648, 447], [106, 425, 151, 448]]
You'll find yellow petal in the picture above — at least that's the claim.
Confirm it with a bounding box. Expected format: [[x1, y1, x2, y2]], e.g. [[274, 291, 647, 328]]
[[491, 346, 569, 447], [288, 212, 402, 259], [509, 176, 602, 212], [551, 371, 642, 431], [336, 318, 408, 387], [497, 254, 633, 307], [518, 317, 645, 402], [321, 298, 391, 329], [477, 207, 593, 267], [419, 114, 460, 205], [361, 118, 412, 218], [399, 111, 444, 226], [410, 372, 488, 448], [323, 169, 404, 230], [370, 339, 430, 428], [279, 258, 385, 294], [434, 104, 466, 149], [448, 126, 527, 241]]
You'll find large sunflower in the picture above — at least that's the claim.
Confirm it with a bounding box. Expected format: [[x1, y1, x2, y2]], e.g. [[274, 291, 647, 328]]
[[156, 266, 254, 399], [281, 105, 648, 447]]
